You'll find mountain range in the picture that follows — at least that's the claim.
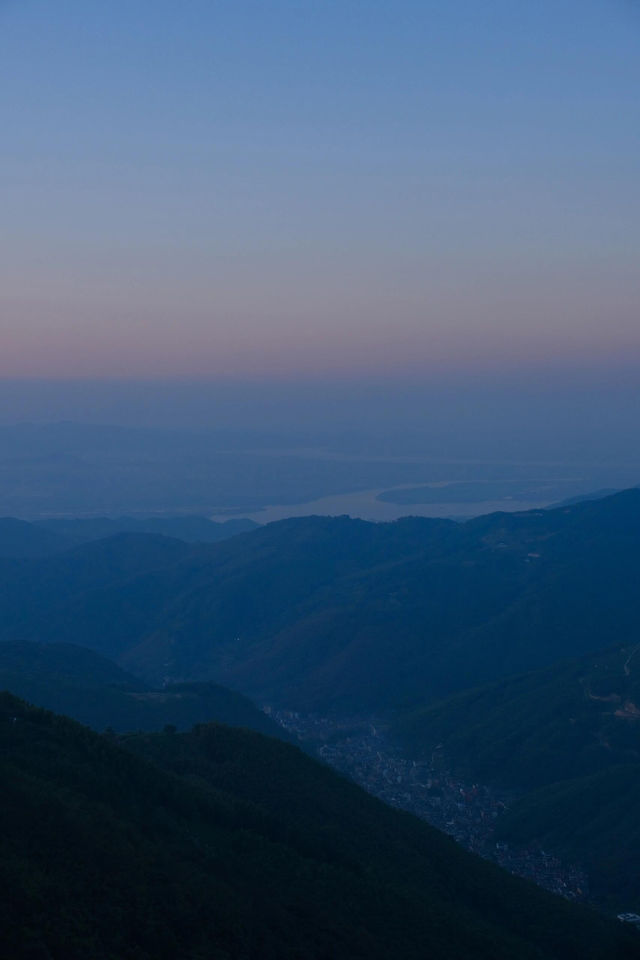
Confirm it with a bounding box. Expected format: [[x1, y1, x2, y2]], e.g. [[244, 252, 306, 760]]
[[1, 489, 639, 714], [2, 488, 640, 926], [0, 514, 258, 558]]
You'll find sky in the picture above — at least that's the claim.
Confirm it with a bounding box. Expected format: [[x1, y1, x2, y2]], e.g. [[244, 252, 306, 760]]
[[1, 0, 639, 385]]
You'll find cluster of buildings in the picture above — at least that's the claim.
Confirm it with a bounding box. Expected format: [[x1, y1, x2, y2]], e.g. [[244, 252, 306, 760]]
[[274, 710, 588, 902]]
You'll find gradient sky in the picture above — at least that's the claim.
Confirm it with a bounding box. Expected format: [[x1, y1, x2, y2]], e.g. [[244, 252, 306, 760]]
[[1, 0, 639, 380]]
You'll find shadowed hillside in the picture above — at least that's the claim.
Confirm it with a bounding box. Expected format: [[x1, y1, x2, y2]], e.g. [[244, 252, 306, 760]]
[[394, 643, 640, 910], [0, 513, 258, 558], [0, 692, 637, 960], [494, 764, 640, 911], [0, 640, 288, 739], [394, 644, 640, 790], [36, 514, 259, 544]]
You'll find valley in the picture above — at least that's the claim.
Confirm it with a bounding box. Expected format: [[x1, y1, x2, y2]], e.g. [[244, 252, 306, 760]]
[[1, 489, 639, 955], [4, 3, 638, 952], [274, 711, 590, 904]]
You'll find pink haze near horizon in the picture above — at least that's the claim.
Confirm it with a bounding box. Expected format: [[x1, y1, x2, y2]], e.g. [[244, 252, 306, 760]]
[[0, 0, 639, 381]]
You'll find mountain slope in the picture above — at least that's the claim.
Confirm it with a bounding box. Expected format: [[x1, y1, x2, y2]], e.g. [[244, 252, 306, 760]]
[[1, 489, 640, 712], [495, 765, 640, 911], [0, 640, 287, 739], [393, 643, 640, 910], [36, 514, 259, 544], [0, 691, 636, 960], [0, 517, 71, 557], [0, 532, 195, 642], [394, 644, 640, 790], [0, 513, 256, 561]]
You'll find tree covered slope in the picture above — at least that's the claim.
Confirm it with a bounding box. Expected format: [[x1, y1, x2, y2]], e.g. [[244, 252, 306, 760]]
[[0, 640, 288, 739], [393, 643, 640, 910], [0, 692, 637, 960], [394, 643, 640, 790], [0, 489, 639, 712], [495, 764, 640, 911], [35, 513, 258, 545], [0, 514, 258, 559], [0, 517, 71, 557]]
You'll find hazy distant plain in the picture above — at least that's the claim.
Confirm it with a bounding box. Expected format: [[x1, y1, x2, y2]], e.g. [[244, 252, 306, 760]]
[[217, 485, 568, 524]]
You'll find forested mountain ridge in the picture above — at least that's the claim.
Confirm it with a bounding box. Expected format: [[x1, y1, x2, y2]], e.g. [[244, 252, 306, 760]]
[[37, 513, 259, 545], [0, 640, 289, 739], [0, 517, 70, 558], [394, 643, 640, 790], [0, 513, 258, 557], [0, 489, 639, 712], [0, 691, 637, 960], [495, 764, 640, 911], [393, 641, 640, 910]]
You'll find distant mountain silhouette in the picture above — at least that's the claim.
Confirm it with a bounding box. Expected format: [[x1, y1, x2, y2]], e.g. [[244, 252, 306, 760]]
[[550, 488, 622, 508], [36, 513, 258, 544], [0, 513, 258, 558], [0, 517, 70, 557]]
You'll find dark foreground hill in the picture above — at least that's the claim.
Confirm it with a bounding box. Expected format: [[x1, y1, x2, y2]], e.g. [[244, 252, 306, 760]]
[[0, 640, 287, 739], [1, 489, 639, 713], [0, 692, 637, 960]]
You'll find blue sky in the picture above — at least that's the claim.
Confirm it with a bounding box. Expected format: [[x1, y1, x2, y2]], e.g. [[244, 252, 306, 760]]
[[1, 0, 639, 379]]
